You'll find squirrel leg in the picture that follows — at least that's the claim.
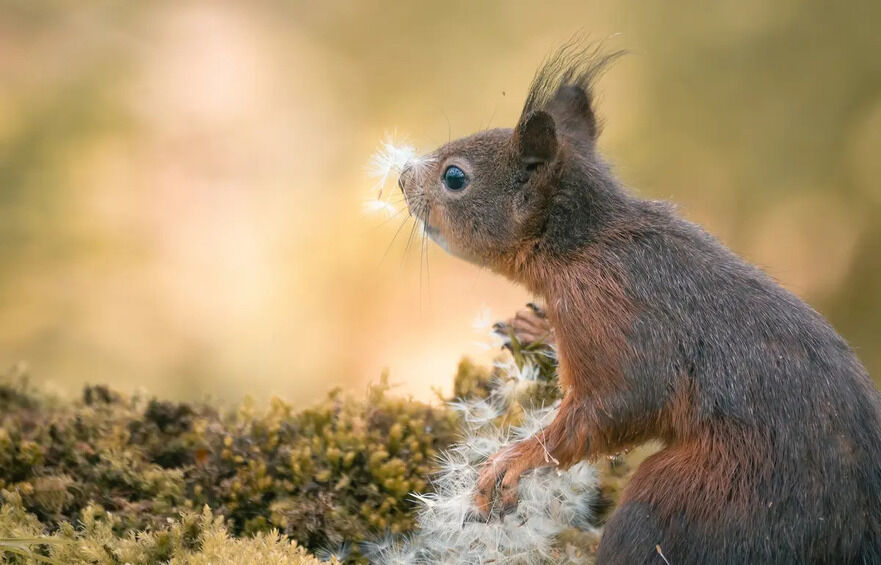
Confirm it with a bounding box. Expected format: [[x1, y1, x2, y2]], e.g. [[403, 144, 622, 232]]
[[474, 394, 588, 517]]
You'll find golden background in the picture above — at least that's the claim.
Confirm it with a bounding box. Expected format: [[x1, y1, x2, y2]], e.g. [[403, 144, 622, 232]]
[[2, 1, 879, 404]]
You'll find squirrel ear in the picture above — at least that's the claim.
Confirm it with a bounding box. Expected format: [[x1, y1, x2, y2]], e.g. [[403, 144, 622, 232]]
[[515, 110, 558, 165], [547, 85, 599, 143]]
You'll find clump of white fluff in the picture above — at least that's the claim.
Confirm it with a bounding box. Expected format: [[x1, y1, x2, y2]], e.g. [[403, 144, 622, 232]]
[[368, 137, 420, 198], [405, 405, 598, 564], [366, 331, 601, 564], [363, 135, 436, 218]]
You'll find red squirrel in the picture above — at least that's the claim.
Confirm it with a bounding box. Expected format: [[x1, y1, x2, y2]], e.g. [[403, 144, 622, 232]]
[[397, 44, 881, 563]]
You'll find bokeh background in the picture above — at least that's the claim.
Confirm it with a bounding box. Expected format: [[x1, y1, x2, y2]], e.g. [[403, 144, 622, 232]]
[[1, 0, 879, 404]]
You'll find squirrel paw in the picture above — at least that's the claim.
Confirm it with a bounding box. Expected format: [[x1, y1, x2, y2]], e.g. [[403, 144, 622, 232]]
[[473, 442, 538, 520], [494, 302, 555, 347], [474, 457, 518, 519]]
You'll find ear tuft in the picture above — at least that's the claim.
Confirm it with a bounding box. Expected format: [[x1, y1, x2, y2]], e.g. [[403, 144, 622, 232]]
[[519, 41, 626, 146], [516, 110, 558, 165], [547, 84, 598, 141]]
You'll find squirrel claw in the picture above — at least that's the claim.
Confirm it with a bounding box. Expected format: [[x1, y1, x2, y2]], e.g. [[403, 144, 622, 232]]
[[469, 494, 492, 522], [526, 302, 547, 318], [499, 489, 520, 518], [473, 447, 527, 522]]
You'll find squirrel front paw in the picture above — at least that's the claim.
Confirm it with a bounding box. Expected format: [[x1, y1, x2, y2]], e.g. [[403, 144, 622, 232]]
[[473, 438, 549, 520], [494, 302, 555, 347], [473, 447, 524, 519]]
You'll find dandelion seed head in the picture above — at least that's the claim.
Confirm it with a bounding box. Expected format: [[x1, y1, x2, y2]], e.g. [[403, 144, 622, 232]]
[[368, 319, 598, 564], [368, 135, 435, 199], [376, 401, 600, 564]]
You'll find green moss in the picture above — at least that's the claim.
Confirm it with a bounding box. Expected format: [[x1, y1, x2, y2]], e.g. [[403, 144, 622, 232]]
[[0, 372, 456, 562], [0, 491, 334, 564], [452, 357, 494, 399]]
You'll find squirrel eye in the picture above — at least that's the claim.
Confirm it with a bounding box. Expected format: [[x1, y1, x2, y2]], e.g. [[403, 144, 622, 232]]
[[442, 165, 468, 191]]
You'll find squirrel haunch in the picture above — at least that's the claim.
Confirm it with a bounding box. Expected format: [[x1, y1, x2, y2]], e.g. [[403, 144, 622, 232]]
[[399, 42, 881, 564]]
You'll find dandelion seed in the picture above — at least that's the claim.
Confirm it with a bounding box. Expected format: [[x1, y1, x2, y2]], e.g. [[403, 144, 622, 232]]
[[368, 137, 417, 196], [449, 398, 500, 429], [315, 542, 351, 562], [494, 358, 540, 383], [512, 403, 558, 439], [471, 306, 494, 332], [471, 340, 494, 351], [490, 379, 519, 406], [362, 198, 399, 217], [472, 331, 507, 353], [469, 306, 512, 353], [368, 135, 435, 200]]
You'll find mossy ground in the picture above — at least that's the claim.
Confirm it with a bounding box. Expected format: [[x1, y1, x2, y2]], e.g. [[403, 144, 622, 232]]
[[0, 348, 644, 564], [0, 365, 459, 563]]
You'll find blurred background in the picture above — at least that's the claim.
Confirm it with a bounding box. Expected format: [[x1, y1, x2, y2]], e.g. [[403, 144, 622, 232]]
[[1, 0, 879, 404]]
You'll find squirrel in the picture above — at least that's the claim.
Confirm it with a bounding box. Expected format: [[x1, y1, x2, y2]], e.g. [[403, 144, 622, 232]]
[[397, 43, 881, 563]]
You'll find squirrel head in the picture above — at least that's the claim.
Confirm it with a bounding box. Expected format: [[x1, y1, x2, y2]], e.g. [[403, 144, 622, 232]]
[[398, 44, 626, 277]]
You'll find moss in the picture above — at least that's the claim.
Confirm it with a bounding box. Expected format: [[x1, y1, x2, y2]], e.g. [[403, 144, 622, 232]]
[[0, 491, 334, 564], [452, 357, 494, 399], [0, 371, 456, 562]]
